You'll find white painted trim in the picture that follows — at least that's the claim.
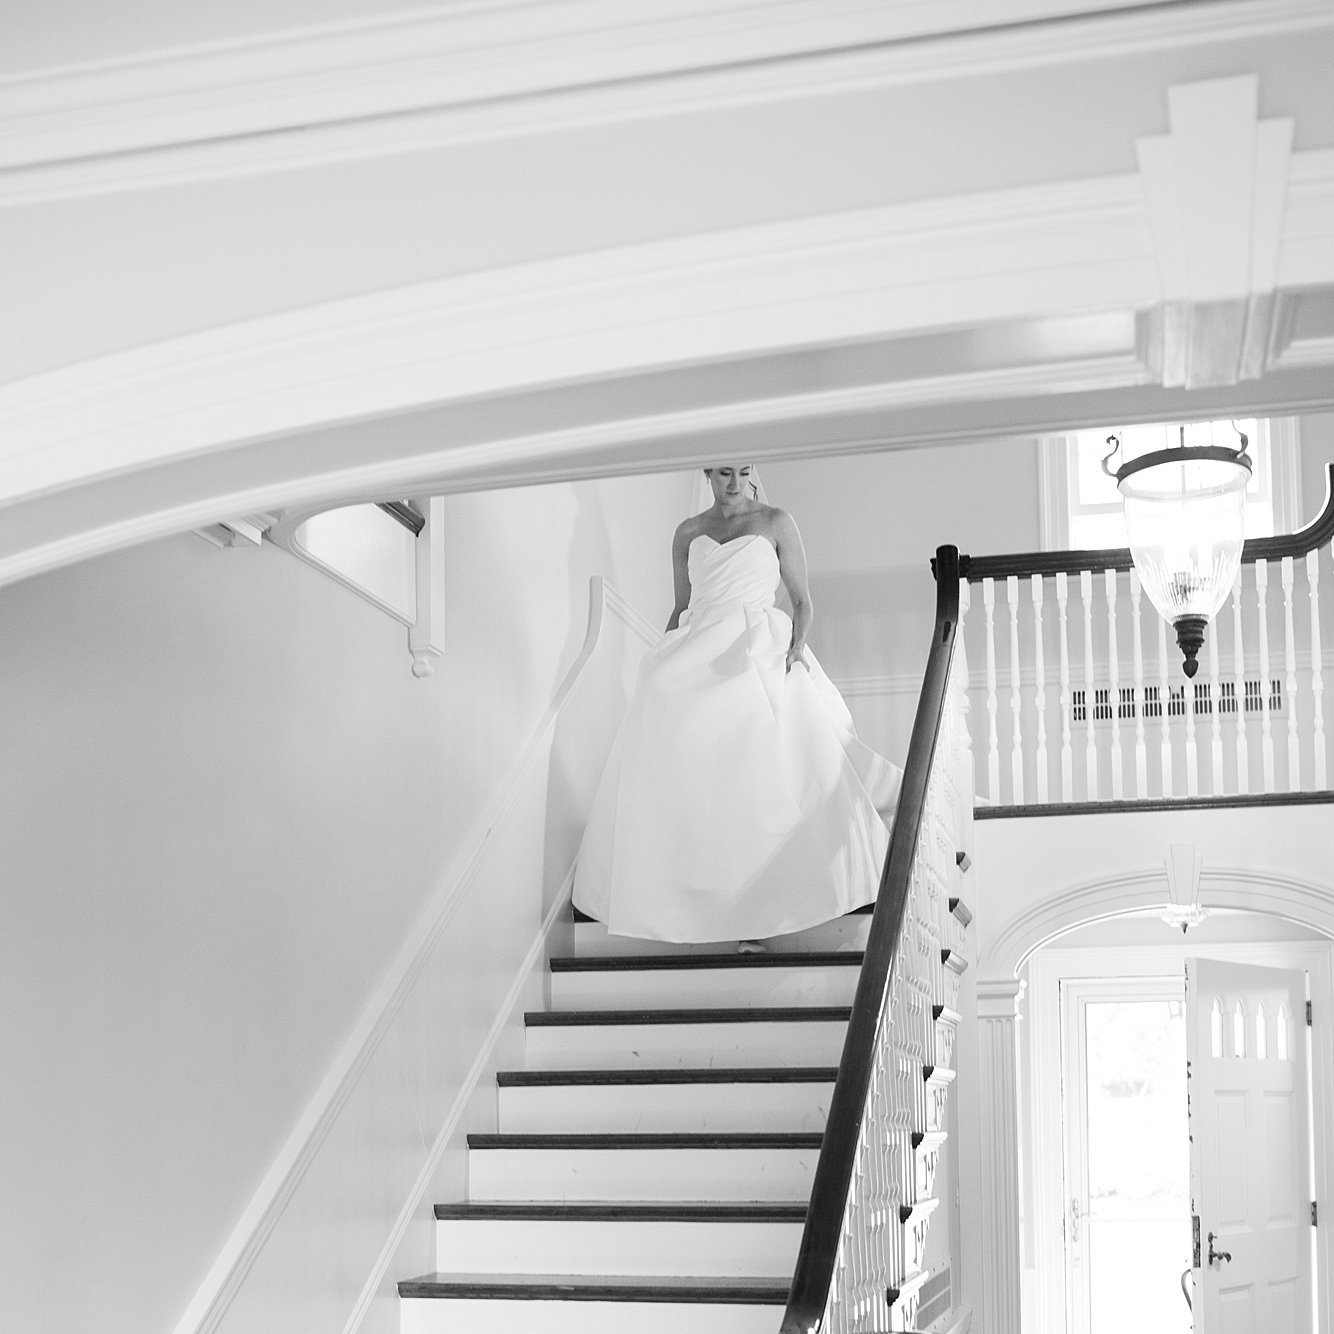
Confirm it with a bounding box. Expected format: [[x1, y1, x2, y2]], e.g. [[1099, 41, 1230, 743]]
[[2, 1, 1331, 204], [0, 174, 1153, 503], [168, 574, 656, 1334], [981, 866, 1334, 978], [339, 874, 572, 1334]]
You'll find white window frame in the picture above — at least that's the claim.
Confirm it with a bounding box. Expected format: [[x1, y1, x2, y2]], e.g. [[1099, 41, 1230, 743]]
[[1039, 417, 1303, 552]]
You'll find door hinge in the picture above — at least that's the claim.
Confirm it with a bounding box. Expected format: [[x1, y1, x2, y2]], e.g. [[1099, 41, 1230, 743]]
[[1308, 1000, 1313, 1026], [1192, 1214, 1201, 1267], [1313, 1201, 1319, 1228]]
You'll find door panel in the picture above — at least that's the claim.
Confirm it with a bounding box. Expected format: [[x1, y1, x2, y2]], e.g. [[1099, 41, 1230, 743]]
[[1186, 959, 1311, 1334]]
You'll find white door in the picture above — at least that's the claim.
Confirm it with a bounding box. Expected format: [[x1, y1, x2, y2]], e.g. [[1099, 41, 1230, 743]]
[[1186, 958, 1312, 1333]]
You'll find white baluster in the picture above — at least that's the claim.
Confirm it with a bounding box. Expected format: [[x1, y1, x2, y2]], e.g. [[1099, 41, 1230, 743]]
[[1056, 572, 1073, 801], [1183, 643, 1199, 798], [1129, 571, 1148, 797], [957, 580, 976, 808], [1031, 574, 1048, 804], [1104, 569, 1123, 799], [1283, 557, 1300, 792], [1256, 560, 1275, 792], [1081, 570, 1098, 800], [1207, 600, 1224, 795], [1231, 568, 1250, 795], [983, 579, 1000, 804], [1007, 575, 1024, 805], [1308, 549, 1326, 788], [1157, 612, 1173, 797]]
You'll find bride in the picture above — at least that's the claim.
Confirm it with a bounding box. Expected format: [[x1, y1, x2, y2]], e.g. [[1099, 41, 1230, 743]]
[[573, 462, 902, 945]]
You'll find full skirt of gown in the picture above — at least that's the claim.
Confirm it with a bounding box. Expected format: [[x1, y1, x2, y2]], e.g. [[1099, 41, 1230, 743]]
[[573, 533, 902, 943]]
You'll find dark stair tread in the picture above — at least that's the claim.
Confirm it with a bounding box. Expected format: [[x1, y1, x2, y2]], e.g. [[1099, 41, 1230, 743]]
[[498, 1065, 838, 1086], [398, 1272, 789, 1303], [550, 951, 863, 972], [572, 903, 872, 924], [467, 1131, 824, 1150], [526, 1005, 851, 1026], [435, 1202, 807, 1221]]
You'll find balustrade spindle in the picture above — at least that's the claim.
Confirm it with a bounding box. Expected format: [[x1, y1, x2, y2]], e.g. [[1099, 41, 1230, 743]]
[[1256, 561, 1275, 791], [1308, 549, 1326, 788], [1056, 572, 1073, 801], [1231, 569, 1250, 794], [957, 580, 975, 808], [1129, 571, 1148, 797], [1007, 576, 1024, 804], [1081, 570, 1097, 800], [1283, 558, 1299, 792], [1207, 604, 1224, 795], [1104, 569, 1123, 800], [983, 579, 1000, 804], [1184, 643, 1200, 799], [1031, 574, 1049, 803], [1157, 612, 1172, 797]]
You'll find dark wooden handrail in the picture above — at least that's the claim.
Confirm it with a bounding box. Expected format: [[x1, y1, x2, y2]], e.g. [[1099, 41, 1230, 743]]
[[376, 500, 425, 536], [962, 462, 1334, 582], [780, 544, 962, 1334]]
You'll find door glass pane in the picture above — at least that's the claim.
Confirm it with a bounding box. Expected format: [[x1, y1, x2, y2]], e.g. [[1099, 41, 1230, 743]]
[[1085, 1000, 1192, 1334]]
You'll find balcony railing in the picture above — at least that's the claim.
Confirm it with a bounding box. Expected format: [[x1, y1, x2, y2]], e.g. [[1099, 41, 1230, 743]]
[[960, 465, 1334, 808]]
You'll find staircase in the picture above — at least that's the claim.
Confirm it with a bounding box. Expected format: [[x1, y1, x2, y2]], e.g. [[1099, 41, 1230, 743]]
[[398, 904, 968, 1333]]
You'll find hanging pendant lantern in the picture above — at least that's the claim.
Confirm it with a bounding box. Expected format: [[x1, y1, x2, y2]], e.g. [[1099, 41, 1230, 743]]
[[1102, 424, 1251, 679]]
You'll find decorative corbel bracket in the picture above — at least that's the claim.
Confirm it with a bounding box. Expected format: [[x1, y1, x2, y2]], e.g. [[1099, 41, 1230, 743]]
[[1136, 75, 1294, 389], [408, 496, 445, 678]]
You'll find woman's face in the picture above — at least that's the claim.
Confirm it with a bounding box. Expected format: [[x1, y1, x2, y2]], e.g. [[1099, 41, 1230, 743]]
[[705, 464, 754, 506]]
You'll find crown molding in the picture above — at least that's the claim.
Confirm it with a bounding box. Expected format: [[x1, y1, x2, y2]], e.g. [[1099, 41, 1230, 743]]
[[2, 0, 1331, 206]]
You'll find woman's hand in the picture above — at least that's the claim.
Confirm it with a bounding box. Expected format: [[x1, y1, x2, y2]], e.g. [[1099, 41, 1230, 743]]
[[786, 642, 809, 674]]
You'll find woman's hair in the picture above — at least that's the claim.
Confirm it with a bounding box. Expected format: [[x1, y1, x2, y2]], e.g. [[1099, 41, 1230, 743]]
[[704, 465, 761, 499]]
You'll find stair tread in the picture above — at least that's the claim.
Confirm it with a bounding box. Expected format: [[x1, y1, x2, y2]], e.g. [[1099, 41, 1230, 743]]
[[572, 903, 872, 924], [549, 951, 863, 972], [399, 1272, 789, 1302], [468, 1131, 824, 1149], [435, 1202, 807, 1221], [527, 1006, 850, 1026], [498, 1066, 838, 1086]]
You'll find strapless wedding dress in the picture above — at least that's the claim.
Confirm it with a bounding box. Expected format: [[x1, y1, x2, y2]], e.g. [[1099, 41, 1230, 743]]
[[573, 533, 902, 942]]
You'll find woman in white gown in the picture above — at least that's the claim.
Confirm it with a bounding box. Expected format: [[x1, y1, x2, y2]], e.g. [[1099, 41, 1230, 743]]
[[573, 463, 902, 944]]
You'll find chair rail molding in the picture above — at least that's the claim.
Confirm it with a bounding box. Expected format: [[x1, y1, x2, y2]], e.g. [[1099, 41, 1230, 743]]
[[4, 1, 1331, 205]]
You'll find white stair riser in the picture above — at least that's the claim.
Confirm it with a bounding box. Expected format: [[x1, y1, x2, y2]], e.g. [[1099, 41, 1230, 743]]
[[401, 1296, 781, 1334], [434, 1217, 802, 1277], [550, 965, 859, 1011], [570, 916, 870, 957], [468, 1146, 818, 1202], [498, 1080, 832, 1133], [525, 1020, 846, 1070]]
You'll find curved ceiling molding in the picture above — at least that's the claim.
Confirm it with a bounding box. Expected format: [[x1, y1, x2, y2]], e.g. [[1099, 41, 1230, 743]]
[[1, 92, 1331, 590]]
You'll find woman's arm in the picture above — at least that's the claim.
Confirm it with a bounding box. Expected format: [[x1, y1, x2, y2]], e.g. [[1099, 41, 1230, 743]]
[[772, 509, 812, 671], [665, 522, 694, 632]]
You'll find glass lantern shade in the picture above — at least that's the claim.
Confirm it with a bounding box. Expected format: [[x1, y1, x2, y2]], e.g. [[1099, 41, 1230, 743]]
[[1113, 444, 1251, 678]]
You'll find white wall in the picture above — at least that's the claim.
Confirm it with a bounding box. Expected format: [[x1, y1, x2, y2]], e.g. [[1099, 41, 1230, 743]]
[[0, 469, 684, 1334]]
